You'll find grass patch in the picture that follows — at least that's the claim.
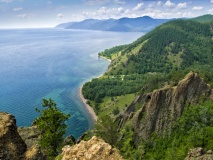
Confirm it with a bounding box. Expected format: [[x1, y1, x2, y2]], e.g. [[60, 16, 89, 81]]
[[98, 94, 136, 117]]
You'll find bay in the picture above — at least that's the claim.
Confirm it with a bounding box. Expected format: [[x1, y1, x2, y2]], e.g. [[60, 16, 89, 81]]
[[0, 28, 144, 138]]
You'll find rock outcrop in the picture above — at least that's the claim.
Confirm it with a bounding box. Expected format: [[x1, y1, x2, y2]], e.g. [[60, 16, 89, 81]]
[[0, 112, 27, 160], [61, 136, 123, 160], [18, 126, 41, 148], [134, 72, 211, 141], [185, 148, 213, 160], [118, 72, 212, 143], [0, 112, 46, 160]]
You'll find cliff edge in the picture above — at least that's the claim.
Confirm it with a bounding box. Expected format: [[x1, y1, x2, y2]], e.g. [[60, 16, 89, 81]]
[[118, 72, 212, 143], [0, 112, 27, 160], [61, 136, 123, 160]]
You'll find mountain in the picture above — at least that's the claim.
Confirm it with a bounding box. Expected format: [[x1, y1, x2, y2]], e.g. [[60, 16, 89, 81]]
[[55, 16, 171, 32], [98, 19, 213, 75], [192, 14, 213, 23], [82, 17, 213, 159]]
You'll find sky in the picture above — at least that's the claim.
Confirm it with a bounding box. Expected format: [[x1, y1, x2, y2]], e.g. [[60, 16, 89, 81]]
[[0, 0, 213, 28]]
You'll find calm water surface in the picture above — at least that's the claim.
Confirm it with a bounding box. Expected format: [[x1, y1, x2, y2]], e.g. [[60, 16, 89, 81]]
[[0, 28, 144, 138]]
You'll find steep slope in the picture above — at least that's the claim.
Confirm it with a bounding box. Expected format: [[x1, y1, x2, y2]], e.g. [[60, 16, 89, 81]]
[[122, 72, 211, 142], [83, 19, 213, 113], [116, 72, 213, 159], [56, 16, 170, 32], [82, 16, 213, 159], [101, 19, 213, 75]]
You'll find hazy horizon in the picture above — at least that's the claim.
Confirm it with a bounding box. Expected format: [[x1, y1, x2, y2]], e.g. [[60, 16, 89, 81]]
[[0, 0, 212, 29]]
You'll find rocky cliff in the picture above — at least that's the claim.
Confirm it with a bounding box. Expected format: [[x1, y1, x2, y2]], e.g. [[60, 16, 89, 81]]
[[61, 136, 123, 160], [118, 72, 212, 143], [0, 112, 46, 160], [0, 112, 27, 160]]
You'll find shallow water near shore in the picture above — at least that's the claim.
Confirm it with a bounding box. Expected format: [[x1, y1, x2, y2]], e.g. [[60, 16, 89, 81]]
[[0, 28, 144, 138]]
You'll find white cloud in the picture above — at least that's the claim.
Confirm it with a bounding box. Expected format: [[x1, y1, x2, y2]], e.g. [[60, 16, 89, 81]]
[[17, 14, 28, 18], [177, 2, 187, 9], [57, 13, 64, 18], [164, 0, 175, 8], [13, 7, 23, 11], [80, 6, 127, 20], [97, 7, 124, 15], [208, 8, 213, 13], [192, 6, 204, 11], [133, 3, 144, 11], [211, 0, 213, 3], [0, 0, 13, 2]]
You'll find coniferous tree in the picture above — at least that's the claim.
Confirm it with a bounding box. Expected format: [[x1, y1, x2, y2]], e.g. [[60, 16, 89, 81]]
[[34, 98, 70, 159], [95, 115, 119, 146]]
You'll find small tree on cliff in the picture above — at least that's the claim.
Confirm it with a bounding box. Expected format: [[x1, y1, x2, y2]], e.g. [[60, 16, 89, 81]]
[[34, 98, 70, 158]]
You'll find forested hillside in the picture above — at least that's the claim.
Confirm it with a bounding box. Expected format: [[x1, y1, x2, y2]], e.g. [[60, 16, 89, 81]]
[[192, 14, 213, 23], [82, 16, 213, 159], [83, 19, 213, 106]]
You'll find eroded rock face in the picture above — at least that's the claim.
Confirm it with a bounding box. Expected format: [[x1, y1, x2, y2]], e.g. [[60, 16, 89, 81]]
[[117, 72, 212, 144], [61, 136, 123, 160], [133, 72, 211, 141], [0, 112, 27, 160]]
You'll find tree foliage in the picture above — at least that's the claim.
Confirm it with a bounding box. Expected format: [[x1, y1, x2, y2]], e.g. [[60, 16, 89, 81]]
[[94, 115, 119, 146], [82, 18, 213, 159], [34, 98, 70, 158], [143, 100, 213, 160]]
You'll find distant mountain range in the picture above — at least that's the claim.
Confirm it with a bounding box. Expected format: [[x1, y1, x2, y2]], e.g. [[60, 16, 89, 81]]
[[55, 16, 171, 32]]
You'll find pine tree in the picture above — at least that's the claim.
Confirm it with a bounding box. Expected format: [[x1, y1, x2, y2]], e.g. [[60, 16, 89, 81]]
[[34, 98, 70, 158]]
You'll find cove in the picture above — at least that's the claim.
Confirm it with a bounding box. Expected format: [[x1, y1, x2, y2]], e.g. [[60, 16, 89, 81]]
[[0, 28, 144, 138]]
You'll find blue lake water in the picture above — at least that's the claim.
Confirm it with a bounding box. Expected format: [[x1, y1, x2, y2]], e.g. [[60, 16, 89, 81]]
[[0, 28, 144, 139]]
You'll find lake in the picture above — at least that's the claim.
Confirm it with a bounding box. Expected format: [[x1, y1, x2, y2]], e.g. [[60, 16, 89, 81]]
[[0, 28, 144, 138]]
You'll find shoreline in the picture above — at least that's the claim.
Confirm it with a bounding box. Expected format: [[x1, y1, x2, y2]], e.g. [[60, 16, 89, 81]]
[[79, 85, 98, 121], [79, 55, 111, 122], [98, 55, 112, 62]]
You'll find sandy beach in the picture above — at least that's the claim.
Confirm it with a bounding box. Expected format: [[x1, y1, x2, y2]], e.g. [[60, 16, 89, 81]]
[[79, 56, 112, 122], [99, 56, 112, 62], [79, 86, 98, 121]]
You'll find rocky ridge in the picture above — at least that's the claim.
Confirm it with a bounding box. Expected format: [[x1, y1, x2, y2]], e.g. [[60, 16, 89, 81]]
[[118, 72, 212, 143], [0, 112, 45, 160], [61, 136, 123, 160]]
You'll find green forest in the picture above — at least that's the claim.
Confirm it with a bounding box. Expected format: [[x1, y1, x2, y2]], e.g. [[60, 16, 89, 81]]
[[82, 15, 213, 159], [83, 18, 213, 112]]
